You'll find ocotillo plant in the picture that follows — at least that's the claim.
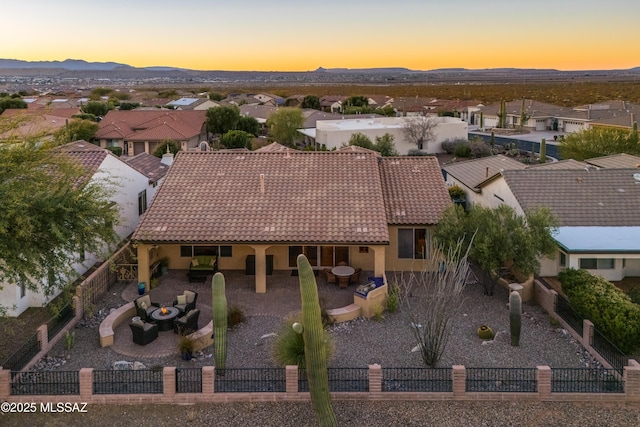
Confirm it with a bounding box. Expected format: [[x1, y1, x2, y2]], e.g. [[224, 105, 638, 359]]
[[540, 138, 546, 163], [297, 254, 337, 427], [212, 272, 228, 375], [510, 291, 522, 346]]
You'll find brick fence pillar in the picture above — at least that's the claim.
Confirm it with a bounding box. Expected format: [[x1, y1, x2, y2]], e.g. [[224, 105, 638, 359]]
[[285, 365, 298, 394], [72, 295, 83, 319], [79, 368, 93, 401], [583, 320, 594, 347], [452, 365, 466, 398], [0, 368, 10, 399], [368, 364, 382, 394], [37, 324, 48, 353], [202, 366, 215, 394], [624, 365, 640, 401], [537, 366, 551, 399], [163, 367, 176, 399]]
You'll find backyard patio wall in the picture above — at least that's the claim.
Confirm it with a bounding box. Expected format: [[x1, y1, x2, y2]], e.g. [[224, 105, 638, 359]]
[[2, 364, 639, 404]]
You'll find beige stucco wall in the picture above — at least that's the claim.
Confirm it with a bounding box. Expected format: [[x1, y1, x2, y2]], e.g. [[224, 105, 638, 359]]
[[386, 225, 438, 272]]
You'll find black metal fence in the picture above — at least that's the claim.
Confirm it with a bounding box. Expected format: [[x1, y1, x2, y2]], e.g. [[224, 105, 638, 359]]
[[11, 370, 79, 395], [592, 330, 627, 376], [215, 368, 286, 393], [2, 333, 40, 372], [382, 367, 452, 392], [176, 368, 202, 393], [93, 369, 163, 394], [551, 368, 624, 393], [466, 368, 537, 392], [47, 303, 75, 341], [299, 368, 369, 392], [555, 294, 584, 336]]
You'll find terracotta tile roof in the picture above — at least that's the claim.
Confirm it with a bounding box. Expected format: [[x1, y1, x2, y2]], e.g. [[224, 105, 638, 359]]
[[585, 153, 640, 169], [124, 153, 169, 183], [96, 110, 206, 141], [58, 140, 108, 175], [254, 142, 295, 152], [442, 155, 526, 190], [502, 168, 640, 226], [379, 156, 451, 225], [133, 151, 390, 244]]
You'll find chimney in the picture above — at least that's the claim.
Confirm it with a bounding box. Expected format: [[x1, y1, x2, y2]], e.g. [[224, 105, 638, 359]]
[[260, 174, 265, 193], [161, 152, 174, 166]]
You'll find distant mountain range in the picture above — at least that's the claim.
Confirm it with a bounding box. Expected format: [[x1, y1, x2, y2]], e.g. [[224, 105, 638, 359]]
[[2, 58, 639, 73]]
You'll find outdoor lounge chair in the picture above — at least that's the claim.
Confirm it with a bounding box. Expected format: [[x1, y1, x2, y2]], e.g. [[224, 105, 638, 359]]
[[173, 290, 198, 315], [173, 308, 200, 335], [323, 268, 336, 285], [129, 320, 158, 345], [134, 295, 160, 321]]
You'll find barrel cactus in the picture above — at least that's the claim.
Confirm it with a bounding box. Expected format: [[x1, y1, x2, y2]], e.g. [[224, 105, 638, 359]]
[[510, 291, 522, 346], [297, 254, 337, 427], [212, 272, 228, 375], [477, 325, 494, 340]]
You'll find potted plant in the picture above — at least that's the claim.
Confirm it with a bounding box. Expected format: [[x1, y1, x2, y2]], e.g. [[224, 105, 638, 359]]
[[159, 257, 170, 275], [178, 335, 196, 361]]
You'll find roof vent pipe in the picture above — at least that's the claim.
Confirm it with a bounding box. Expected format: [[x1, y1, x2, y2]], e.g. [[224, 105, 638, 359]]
[[486, 166, 489, 178]]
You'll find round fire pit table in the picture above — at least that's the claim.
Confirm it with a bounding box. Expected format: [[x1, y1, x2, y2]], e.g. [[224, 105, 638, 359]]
[[150, 306, 180, 332]]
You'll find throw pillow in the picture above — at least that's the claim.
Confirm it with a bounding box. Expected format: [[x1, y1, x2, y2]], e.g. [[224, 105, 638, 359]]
[[139, 301, 147, 310], [191, 258, 199, 267], [210, 257, 216, 267], [177, 295, 186, 305], [132, 320, 145, 327], [185, 290, 195, 303]]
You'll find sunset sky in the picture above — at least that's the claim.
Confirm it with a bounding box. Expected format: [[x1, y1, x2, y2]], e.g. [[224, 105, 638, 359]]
[[3, 0, 639, 72]]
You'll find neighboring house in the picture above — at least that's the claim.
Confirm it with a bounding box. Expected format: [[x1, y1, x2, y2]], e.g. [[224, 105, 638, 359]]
[[480, 168, 640, 281], [94, 110, 207, 156], [166, 97, 220, 110], [0, 141, 158, 316], [0, 107, 81, 140], [124, 152, 171, 202], [314, 116, 468, 154], [320, 96, 346, 113], [131, 150, 451, 293], [585, 153, 640, 169]]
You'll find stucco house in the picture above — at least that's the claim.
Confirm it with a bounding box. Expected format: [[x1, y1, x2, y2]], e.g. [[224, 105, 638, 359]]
[[1, 141, 164, 316], [94, 110, 207, 156], [131, 149, 451, 293]]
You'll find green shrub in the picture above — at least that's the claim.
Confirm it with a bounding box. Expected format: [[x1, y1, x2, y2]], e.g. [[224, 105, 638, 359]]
[[453, 143, 471, 158], [272, 315, 333, 368], [558, 268, 640, 353], [441, 138, 468, 154], [407, 149, 433, 156], [448, 185, 466, 201], [627, 284, 640, 305], [386, 284, 401, 313], [105, 146, 122, 157]]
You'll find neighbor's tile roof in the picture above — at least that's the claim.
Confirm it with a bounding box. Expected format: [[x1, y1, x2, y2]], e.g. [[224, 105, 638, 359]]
[[95, 110, 206, 141], [442, 155, 526, 190], [379, 156, 451, 225], [124, 153, 169, 183], [58, 140, 108, 175], [525, 159, 588, 170], [502, 168, 640, 226], [133, 150, 391, 244], [585, 153, 640, 169]]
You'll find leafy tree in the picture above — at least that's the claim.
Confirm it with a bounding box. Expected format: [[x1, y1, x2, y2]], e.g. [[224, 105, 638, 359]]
[[403, 116, 437, 150], [209, 92, 224, 101], [344, 95, 369, 108], [71, 113, 97, 122], [53, 119, 99, 145], [220, 130, 254, 149], [374, 133, 399, 156], [301, 95, 321, 110], [558, 127, 640, 160], [434, 204, 557, 296], [90, 88, 113, 98], [153, 139, 180, 158], [117, 102, 140, 111], [0, 135, 119, 313], [206, 105, 240, 136], [0, 96, 27, 114], [374, 105, 397, 117], [82, 101, 110, 117], [237, 115, 260, 136], [267, 107, 304, 146], [347, 132, 373, 150]]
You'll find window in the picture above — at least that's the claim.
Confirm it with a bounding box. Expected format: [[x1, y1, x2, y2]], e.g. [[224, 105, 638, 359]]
[[398, 228, 428, 259], [180, 245, 228, 257], [220, 246, 232, 257], [559, 251, 567, 268], [20, 284, 26, 298], [106, 139, 119, 148], [289, 246, 349, 267], [138, 190, 147, 216], [579, 258, 615, 270]]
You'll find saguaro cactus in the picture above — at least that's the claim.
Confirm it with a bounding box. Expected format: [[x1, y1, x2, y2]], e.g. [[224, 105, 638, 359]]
[[297, 254, 337, 427], [212, 272, 228, 375], [510, 291, 522, 346], [540, 138, 546, 163]]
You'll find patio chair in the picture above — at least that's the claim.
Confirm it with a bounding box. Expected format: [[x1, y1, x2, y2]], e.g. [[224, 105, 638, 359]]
[[350, 268, 362, 285], [173, 308, 200, 335], [173, 290, 198, 315], [338, 275, 350, 289], [129, 320, 158, 345], [323, 268, 336, 285], [337, 261, 349, 266], [134, 295, 160, 322]]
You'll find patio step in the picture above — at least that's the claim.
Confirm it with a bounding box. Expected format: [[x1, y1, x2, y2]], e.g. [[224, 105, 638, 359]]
[[326, 304, 361, 323]]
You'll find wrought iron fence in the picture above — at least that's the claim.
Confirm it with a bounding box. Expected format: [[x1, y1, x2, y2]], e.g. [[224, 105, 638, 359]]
[[466, 368, 537, 392], [592, 329, 627, 376], [11, 370, 79, 395], [381, 367, 452, 392], [214, 368, 286, 393], [176, 368, 202, 393], [47, 303, 74, 341], [551, 368, 624, 393], [555, 294, 584, 336], [93, 369, 163, 394], [2, 333, 40, 372], [298, 368, 369, 392]]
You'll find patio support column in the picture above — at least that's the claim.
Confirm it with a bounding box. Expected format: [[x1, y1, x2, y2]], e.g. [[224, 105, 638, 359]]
[[137, 243, 151, 292], [251, 245, 268, 293], [370, 245, 386, 278]]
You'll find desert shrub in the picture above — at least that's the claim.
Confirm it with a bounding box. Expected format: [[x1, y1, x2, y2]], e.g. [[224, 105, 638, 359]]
[[470, 139, 492, 158], [627, 284, 640, 305], [407, 149, 432, 156], [453, 143, 471, 158], [448, 185, 465, 201], [272, 315, 333, 368], [227, 305, 246, 328], [386, 284, 401, 313], [559, 268, 640, 353], [441, 138, 468, 154]]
